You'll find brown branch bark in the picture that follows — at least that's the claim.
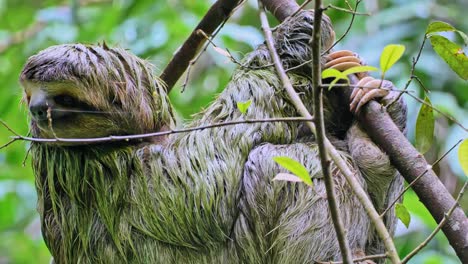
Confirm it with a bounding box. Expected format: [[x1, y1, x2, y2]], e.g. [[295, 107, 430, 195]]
[[261, 0, 299, 21], [356, 99, 468, 262], [159, 0, 244, 91]]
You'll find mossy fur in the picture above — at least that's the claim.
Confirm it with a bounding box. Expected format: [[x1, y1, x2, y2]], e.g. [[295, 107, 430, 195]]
[[21, 11, 406, 263]]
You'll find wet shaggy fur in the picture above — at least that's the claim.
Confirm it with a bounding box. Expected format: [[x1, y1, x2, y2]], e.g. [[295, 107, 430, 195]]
[[21, 11, 406, 263]]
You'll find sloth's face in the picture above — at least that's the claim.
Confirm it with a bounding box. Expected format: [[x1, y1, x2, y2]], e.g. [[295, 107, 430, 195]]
[[22, 80, 123, 141], [20, 44, 173, 144]]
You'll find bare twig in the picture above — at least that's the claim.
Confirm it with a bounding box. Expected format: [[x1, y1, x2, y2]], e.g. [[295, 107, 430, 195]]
[[322, 0, 364, 55], [326, 4, 368, 15], [316, 253, 388, 264], [0, 120, 21, 137], [180, 17, 232, 92], [0, 139, 17, 150], [22, 144, 32, 167], [0, 117, 314, 146], [401, 181, 468, 264], [160, 0, 245, 92], [197, 29, 273, 70], [407, 91, 467, 132], [47, 106, 59, 139], [309, 1, 353, 263], [387, 35, 427, 108]]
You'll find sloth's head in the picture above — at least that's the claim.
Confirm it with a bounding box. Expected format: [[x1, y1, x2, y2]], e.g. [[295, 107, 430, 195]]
[[20, 44, 174, 142]]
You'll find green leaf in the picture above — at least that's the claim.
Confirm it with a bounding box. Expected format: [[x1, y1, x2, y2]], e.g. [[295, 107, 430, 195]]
[[459, 139, 468, 178], [342, 65, 379, 76], [415, 96, 434, 154], [380, 44, 405, 74], [322, 68, 348, 90], [425, 21, 468, 46], [237, 100, 252, 114], [322, 68, 347, 79], [456, 30, 468, 46], [395, 203, 411, 228], [426, 21, 456, 35], [430, 35, 468, 80], [273, 156, 313, 187]]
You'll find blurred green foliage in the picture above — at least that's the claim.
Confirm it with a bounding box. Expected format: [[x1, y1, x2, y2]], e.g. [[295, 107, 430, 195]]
[[0, 0, 467, 263]]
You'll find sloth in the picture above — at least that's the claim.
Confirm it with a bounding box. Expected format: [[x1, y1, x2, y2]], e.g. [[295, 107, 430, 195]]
[[20, 11, 406, 264]]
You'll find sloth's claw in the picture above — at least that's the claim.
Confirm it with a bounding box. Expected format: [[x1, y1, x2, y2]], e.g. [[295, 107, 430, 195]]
[[324, 50, 366, 79], [350, 78, 391, 113], [324, 55, 361, 69], [325, 50, 392, 113], [355, 89, 389, 113], [326, 50, 355, 61]]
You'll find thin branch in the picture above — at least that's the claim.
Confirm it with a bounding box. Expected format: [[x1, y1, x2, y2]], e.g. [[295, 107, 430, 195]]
[[0, 117, 314, 146], [0, 120, 21, 137], [380, 139, 464, 217], [322, 0, 364, 55], [407, 89, 467, 132], [310, 1, 353, 263], [387, 36, 427, 108], [401, 181, 468, 264], [197, 29, 273, 70], [47, 106, 59, 139], [0, 119, 22, 150], [412, 75, 430, 94], [22, 144, 32, 167], [180, 17, 232, 92], [290, 1, 367, 59], [326, 4, 368, 15], [316, 253, 388, 264], [289, 0, 312, 18], [257, 1, 399, 263], [160, 0, 245, 92], [0, 138, 17, 150]]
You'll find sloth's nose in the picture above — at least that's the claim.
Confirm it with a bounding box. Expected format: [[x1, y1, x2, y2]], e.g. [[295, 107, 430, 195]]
[[29, 92, 49, 121]]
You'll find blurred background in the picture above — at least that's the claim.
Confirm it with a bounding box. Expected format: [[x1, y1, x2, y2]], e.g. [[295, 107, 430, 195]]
[[0, 0, 467, 263]]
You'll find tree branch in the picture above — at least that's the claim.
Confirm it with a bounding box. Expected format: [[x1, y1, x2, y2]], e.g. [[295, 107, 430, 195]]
[[309, 1, 353, 263], [356, 98, 468, 262], [261, 0, 299, 21], [159, 0, 244, 92]]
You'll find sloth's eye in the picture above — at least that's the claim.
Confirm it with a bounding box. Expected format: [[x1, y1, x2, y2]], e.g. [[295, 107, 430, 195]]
[[54, 94, 76, 107]]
